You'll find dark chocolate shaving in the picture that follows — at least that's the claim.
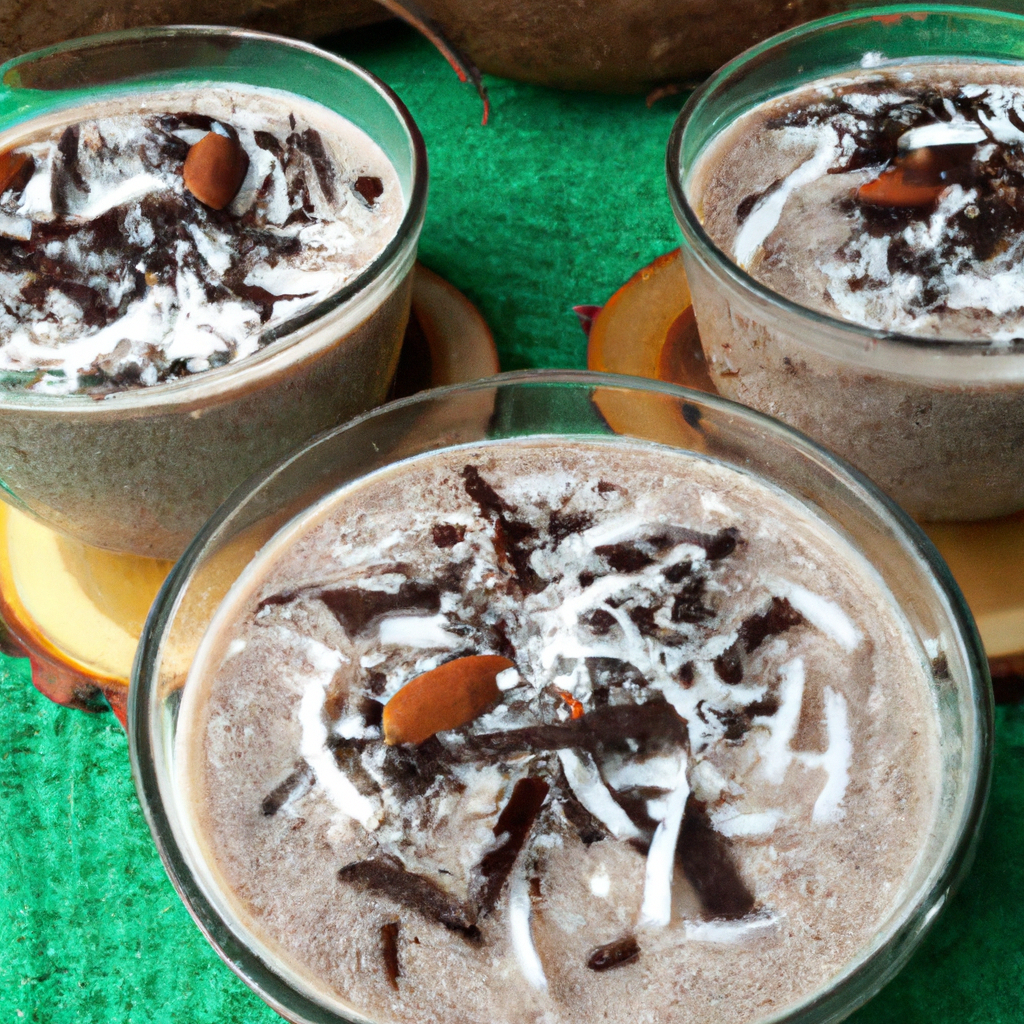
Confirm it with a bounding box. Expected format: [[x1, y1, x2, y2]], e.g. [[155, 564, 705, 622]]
[[432, 523, 466, 548], [289, 128, 337, 203], [462, 465, 544, 592], [663, 560, 693, 584], [463, 698, 686, 761], [320, 581, 441, 636], [677, 797, 755, 920], [381, 920, 401, 990], [354, 175, 384, 206], [714, 597, 804, 685], [475, 776, 549, 914], [339, 856, 479, 938], [548, 508, 594, 544], [595, 542, 655, 574], [587, 935, 640, 971], [714, 646, 744, 685], [738, 597, 804, 653], [583, 608, 617, 635], [261, 760, 314, 816]]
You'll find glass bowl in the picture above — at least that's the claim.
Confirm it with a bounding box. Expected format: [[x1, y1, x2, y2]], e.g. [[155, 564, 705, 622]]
[[131, 370, 991, 1024], [668, 4, 1024, 522], [0, 26, 427, 558]]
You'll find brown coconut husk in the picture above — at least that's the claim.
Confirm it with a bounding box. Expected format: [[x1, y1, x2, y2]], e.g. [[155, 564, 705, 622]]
[[385, 0, 1024, 94], [0, 0, 389, 64]]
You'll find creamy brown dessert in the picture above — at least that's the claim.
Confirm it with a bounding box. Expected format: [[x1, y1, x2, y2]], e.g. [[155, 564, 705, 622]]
[[175, 437, 941, 1024], [0, 69, 419, 558], [678, 59, 1024, 521], [691, 64, 1024, 340], [0, 85, 402, 395]]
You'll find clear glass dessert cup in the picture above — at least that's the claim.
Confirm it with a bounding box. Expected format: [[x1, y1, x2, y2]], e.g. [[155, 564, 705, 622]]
[[0, 26, 427, 559], [667, 4, 1024, 523], [130, 370, 992, 1024]]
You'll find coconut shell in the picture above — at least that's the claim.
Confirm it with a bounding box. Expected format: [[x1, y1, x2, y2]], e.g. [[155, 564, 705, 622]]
[[400, 0, 1023, 93], [0, 0, 389, 64]]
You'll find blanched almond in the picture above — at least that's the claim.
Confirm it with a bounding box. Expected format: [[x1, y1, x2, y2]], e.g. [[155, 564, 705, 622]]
[[183, 130, 249, 210], [383, 655, 514, 745]]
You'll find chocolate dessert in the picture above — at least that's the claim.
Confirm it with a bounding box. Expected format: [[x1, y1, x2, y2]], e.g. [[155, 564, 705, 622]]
[[693, 66, 1024, 340], [175, 437, 940, 1024], [0, 85, 402, 395]]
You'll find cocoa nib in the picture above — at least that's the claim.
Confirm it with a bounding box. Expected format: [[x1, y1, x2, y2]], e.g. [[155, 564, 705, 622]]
[[354, 175, 384, 206], [339, 856, 479, 938], [587, 934, 640, 971], [381, 921, 401, 990], [678, 797, 755, 920], [474, 777, 549, 915], [261, 760, 314, 816], [320, 581, 441, 636]]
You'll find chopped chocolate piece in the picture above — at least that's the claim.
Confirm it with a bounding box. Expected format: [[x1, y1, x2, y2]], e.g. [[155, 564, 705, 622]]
[[339, 856, 479, 937], [462, 464, 513, 516], [587, 935, 640, 971], [677, 796, 755, 920], [703, 527, 740, 561], [380, 921, 401, 990], [738, 597, 804, 653], [320, 581, 442, 636], [595, 542, 655, 573], [663, 560, 693, 584], [583, 608, 617, 635], [261, 760, 314, 816], [432, 523, 466, 548], [464, 699, 687, 760], [361, 696, 384, 729], [677, 661, 695, 687], [714, 644, 744, 685], [475, 777, 550, 914], [578, 570, 596, 589], [548, 509, 595, 544], [289, 128, 337, 203], [354, 175, 385, 206]]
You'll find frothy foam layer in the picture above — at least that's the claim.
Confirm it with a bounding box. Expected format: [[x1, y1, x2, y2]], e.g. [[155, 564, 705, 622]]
[[691, 64, 1024, 340], [176, 439, 941, 1024], [0, 85, 403, 395]]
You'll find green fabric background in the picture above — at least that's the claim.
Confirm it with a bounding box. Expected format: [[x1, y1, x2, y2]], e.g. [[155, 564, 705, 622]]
[[1, 24, 1022, 1024]]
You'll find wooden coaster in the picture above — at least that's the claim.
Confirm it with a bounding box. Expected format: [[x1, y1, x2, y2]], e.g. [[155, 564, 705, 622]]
[[0, 264, 498, 724]]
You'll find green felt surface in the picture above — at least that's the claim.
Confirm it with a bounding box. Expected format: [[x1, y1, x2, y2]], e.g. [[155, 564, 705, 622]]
[[1, 22, 1022, 1024]]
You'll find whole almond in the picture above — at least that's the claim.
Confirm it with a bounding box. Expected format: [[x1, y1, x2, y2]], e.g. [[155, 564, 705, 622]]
[[182, 131, 249, 211], [0, 150, 33, 196], [382, 655, 514, 745]]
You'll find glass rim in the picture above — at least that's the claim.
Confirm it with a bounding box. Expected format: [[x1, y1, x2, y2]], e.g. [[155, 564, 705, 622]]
[[666, 2, 1024, 357], [0, 24, 428, 412], [129, 368, 994, 1024]]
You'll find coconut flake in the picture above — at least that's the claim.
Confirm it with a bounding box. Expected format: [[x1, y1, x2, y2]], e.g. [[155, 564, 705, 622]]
[[639, 761, 690, 928], [509, 868, 548, 991]]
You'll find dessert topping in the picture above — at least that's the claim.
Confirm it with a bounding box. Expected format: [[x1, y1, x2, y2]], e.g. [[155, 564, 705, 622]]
[[182, 129, 250, 210], [381, 655, 512, 745]]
